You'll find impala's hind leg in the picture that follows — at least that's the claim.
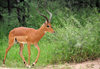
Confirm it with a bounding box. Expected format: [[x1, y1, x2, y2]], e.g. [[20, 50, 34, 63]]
[[19, 43, 27, 65], [3, 36, 14, 64]]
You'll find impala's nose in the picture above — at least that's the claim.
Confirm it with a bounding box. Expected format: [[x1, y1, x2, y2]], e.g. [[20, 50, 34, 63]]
[[53, 31, 55, 33]]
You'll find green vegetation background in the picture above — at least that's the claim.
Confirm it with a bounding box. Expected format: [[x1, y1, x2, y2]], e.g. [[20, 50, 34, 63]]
[[0, 0, 100, 67]]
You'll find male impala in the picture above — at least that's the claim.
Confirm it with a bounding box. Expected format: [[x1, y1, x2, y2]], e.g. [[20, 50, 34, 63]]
[[3, 10, 55, 67]]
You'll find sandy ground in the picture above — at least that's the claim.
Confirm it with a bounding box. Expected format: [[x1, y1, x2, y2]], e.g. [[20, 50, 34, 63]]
[[0, 58, 100, 69]]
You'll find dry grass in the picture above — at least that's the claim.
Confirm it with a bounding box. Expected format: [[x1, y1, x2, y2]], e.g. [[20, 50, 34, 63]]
[[1, 58, 100, 69]]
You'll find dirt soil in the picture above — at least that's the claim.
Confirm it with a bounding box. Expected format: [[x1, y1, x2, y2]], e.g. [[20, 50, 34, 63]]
[[0, 58, 100, 69]]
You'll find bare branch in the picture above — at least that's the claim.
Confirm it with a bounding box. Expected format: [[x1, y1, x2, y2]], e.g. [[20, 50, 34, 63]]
[[36, 1, 49, 22]]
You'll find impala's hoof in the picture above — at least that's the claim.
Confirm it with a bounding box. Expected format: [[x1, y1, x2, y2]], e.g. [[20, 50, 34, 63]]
[[26, 64, 31, 68], [32, 63, 35, 66], [3, 60, 5, 64], [2, 64, 5, 67]]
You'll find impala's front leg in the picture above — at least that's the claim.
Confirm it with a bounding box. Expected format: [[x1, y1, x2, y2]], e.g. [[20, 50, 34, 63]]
[[32, 44, 40, 66]]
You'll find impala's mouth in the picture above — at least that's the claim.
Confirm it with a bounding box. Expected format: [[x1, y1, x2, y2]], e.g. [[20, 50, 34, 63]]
[[53, 31, 55, 33], [52, 31, 55, 33]]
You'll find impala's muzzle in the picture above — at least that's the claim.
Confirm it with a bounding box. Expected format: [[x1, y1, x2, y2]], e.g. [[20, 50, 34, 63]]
[[51, 30, 55, 33], [53, 31, 55, 33]]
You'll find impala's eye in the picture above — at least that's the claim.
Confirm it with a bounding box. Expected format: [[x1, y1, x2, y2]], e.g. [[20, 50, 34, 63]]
[[47, 25, 49, 27]]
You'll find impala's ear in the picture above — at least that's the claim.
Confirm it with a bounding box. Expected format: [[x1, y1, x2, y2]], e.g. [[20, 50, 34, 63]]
[[44, 21, 48, 24]]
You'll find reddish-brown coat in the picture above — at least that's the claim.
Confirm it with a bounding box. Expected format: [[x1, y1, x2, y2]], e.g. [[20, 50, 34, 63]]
[[3, 21, 55, 67]]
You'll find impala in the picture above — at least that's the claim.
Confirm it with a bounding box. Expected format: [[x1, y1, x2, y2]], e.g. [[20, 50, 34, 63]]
[[3, 10, 55, 68]]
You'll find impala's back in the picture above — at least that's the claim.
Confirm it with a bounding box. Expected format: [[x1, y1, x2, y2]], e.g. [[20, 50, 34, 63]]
[[9, 27, 37, 44]]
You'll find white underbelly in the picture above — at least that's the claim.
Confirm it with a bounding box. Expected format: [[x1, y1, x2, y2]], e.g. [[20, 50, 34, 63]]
[[14, 36, 27, 44], [19, 42, 27, 44]]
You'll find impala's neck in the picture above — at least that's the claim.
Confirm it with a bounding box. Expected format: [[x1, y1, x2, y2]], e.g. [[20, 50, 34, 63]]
[[36, 24, 46, 38]]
